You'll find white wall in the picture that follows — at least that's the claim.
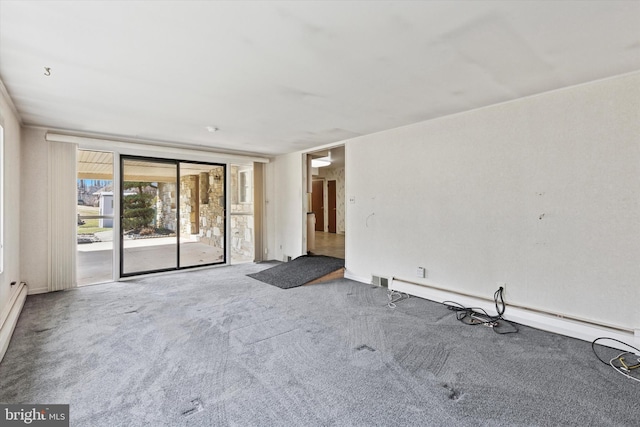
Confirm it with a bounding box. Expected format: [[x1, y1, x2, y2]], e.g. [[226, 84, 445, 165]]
[[346, 72, 640, 331], [20, 128, 49, 294], [0, 89, 22, 314], [266, 152, 306, 261]]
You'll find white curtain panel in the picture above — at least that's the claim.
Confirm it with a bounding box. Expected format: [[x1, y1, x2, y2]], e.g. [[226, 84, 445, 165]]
[[48, 141, 77, 291]]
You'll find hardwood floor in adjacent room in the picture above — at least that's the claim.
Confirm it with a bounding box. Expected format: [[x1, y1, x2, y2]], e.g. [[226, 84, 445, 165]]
[[312, 231, 344, 259]]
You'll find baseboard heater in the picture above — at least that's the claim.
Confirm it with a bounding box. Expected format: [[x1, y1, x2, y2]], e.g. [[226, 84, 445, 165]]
[[390, 276, 639, 352], [0, 282, 28, 362]]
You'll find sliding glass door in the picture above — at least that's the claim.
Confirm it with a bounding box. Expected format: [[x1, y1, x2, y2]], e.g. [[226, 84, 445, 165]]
[[121, 158, 178, 275], [121, 156, 225, 277], [178, 162, 226, 268]]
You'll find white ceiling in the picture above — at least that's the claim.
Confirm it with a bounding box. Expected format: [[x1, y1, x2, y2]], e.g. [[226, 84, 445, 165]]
[[1, 1, 639, 157]]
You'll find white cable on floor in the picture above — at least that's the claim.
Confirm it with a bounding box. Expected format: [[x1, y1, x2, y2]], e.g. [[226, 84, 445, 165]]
[[609, 352, 640, 383], [387, 289, 409, 309]]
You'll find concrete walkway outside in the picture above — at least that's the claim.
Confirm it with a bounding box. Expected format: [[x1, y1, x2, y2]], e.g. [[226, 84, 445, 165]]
[[77, 234, 231, 286]]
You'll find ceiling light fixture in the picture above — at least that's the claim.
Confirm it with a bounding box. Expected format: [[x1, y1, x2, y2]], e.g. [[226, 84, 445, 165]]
[[311, 157, 331, 168]]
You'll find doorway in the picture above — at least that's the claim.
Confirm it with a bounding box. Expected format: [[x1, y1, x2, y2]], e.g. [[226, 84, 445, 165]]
[[120, 156, 226, 277], [307, 146, 346, 259]]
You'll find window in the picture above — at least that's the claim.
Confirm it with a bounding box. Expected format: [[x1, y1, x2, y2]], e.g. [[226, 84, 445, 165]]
[[239, 169, 252, 204]]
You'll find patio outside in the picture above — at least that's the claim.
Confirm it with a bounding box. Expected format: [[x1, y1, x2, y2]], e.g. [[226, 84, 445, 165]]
[[77, 151, 254, 286]]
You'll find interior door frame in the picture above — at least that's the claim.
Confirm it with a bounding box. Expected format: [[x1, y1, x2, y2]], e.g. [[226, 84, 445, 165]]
[[328, 179, 337, 233], [312, 179, 325, 231], [119, 154, 227, 277]]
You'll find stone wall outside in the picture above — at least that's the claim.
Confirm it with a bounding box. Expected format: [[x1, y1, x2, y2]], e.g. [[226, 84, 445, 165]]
[[157, 182, 176, 231], [158, 165, 254, 259], [197, 168, 225, 249], [230, 165, 254, 261]]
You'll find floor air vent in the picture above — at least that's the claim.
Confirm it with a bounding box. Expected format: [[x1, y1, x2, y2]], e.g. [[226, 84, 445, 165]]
[[372, 275, 389, 288]]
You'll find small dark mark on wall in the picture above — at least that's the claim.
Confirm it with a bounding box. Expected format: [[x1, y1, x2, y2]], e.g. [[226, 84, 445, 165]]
[[355, 344, 375, 352], [278, 85, 322, 100], [626, 41, 640, 50], [539, 213, 545, 220]]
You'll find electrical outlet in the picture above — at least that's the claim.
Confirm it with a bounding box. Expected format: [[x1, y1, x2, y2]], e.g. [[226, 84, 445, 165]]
[[417, 267, 426, 278]]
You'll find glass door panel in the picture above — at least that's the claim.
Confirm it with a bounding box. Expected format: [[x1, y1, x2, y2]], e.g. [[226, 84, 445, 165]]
[[121, 158, 178, 275], [77, 150, 114, 285], [230, 164, 254, 263], [179, 162, 226, 267]]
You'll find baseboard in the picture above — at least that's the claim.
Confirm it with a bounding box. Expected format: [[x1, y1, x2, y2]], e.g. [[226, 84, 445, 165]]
[[344, 270, 370, 284], [0, 282, 28, 362], [27, 286, 48, 295], [391, 278, 640, 353]]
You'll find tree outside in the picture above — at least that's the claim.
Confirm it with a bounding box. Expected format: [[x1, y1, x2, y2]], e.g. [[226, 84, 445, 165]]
[[122, 182, 156, 232]]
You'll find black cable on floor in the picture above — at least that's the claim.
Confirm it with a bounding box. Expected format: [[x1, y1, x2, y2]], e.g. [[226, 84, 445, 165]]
[[494, 286, 506, 317], [592, 337, 640, 383], [592, 337, 640, 365], [443, 287, 518, 334]]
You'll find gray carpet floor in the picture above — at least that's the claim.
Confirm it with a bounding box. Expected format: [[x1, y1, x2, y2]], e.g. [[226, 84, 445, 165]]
[[247, 255, 345, 289], [0, 262, 638, 426]]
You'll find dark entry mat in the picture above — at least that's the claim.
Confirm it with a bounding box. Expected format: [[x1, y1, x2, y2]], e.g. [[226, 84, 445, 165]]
[[248, 255, 345, 289]]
